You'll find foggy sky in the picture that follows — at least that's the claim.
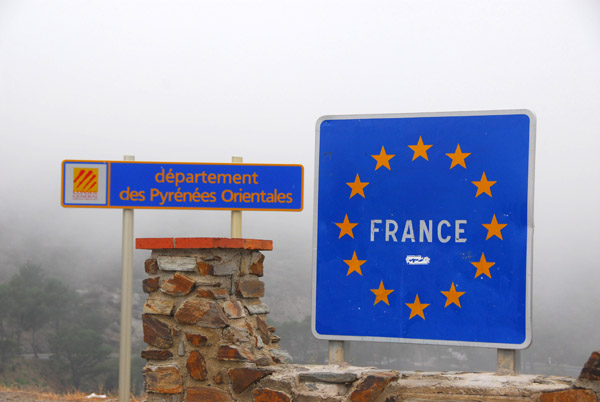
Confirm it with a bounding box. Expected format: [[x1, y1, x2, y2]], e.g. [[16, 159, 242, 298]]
[[0, 0, 599, 369]]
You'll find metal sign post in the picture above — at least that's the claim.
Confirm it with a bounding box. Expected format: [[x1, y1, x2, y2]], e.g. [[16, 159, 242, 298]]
[[328, 340, 344, 365], [231, 156, 243, 238], [498, 348, 520, 373], [119, 155, 134, 402]]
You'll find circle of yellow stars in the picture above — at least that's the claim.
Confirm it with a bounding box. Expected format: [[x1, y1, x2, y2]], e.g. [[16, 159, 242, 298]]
[[334, 136, 508, 320]]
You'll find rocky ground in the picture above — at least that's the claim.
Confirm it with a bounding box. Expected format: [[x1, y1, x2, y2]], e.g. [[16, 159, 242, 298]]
[[0, 390, 67, 402], [0, 389, 141, 402]]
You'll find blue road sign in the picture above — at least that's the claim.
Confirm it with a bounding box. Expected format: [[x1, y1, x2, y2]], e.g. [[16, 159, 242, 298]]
[[312, 110, 535, 348], [62, 161, 303, 211]]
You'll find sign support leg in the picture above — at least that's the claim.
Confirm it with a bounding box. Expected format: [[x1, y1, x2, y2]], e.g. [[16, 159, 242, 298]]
[[231, 156, 243, 238], [119, 155, 135, 402], [328, 340, 344, 365], [497, 348, 520, 373]]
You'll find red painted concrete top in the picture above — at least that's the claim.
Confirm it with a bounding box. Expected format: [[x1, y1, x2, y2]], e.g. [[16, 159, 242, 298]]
[[135, 237, 273, 251]]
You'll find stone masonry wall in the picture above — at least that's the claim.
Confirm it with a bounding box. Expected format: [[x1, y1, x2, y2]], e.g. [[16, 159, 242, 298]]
[[137, 237, 599, 402], [138, 237, 288, 402]]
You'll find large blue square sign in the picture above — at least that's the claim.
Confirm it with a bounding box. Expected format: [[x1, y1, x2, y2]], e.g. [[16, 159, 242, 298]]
[[312, 110, 535, 348]]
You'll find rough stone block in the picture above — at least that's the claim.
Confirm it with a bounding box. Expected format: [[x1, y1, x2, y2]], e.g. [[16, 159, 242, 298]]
[[214, 263, 238, 276], [141, 349, 173, 361], [157, 256, 197, 272], [195, 278, 222, 287], [245, 321, 256, 336], [240, 251, 262, 276], [246, 303, 270, 315], [256, 316, 271, 345], [270, 349, 292, 364], [217, 345, 254, 362], [237, 280, 265, 298], [250, 253, 265, 277], [199, 254, 222, 263], [240, 255, 250, 276], [143, 314, 173, 349], [349, 372, 398, 402], [228, 367, 273, 394], [186, 351, 208, 381], [145, 259, 159, 274], [223, 301, 246, 319], [258, 374, 295, 396], [579, 350, 600, 382], [252, 388, 291, 402], [160, 273, 196, 296], [143, 299, 175, 316], [143, 277, 160, 293], [197, 288, 228, 299], [174, 297, 228, 328], [253, 351, 274, 367], [185, 386, 232, 402], [299, 371, 358, 384], [185, 332, 208, 347], [144, 365, 183, 394], [223, 326, 252, 344], [196, 261, 214, 275], [255, 335, 264, 349], [145, 393, 183, 402], [540, 389, 597, 402]]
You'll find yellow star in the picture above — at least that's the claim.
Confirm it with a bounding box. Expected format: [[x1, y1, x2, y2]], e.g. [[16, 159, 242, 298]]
[[346, 174, 369, 198], [335, 214, 358, 239], [408, 136, 433, 161], [441, 282, 466, 307], [371, 281, 394, 306], [471, 252, 495, 278], [482, 214, 507, 240], [371, 146, 395, 170], [343, 251, 366, 276], [446, 144, 471, 169], [405, 294, 429, 319], [472, 172, 496, 197]]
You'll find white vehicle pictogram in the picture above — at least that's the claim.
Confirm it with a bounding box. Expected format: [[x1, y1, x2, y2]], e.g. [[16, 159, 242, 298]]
[[406, 255, 431, 265]]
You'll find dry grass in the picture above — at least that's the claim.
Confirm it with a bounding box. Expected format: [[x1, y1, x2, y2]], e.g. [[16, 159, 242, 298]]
[[0, 385, 144, 401]]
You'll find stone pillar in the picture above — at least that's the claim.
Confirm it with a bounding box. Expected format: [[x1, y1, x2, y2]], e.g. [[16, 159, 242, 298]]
[[136, 237, 286, 402]]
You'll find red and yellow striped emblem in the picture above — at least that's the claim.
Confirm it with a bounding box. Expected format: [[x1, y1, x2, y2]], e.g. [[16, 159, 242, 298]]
[[73, 168, 99, 193]]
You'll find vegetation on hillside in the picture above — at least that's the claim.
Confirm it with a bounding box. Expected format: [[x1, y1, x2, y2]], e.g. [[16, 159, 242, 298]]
[[0, 263, 144, 394]]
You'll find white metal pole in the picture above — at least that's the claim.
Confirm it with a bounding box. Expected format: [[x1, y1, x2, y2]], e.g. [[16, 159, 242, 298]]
[[119, 155, 135, 402], [497, 348, 519, 373], [231, 156, 243, 238], [329, 340, 345, 365]]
